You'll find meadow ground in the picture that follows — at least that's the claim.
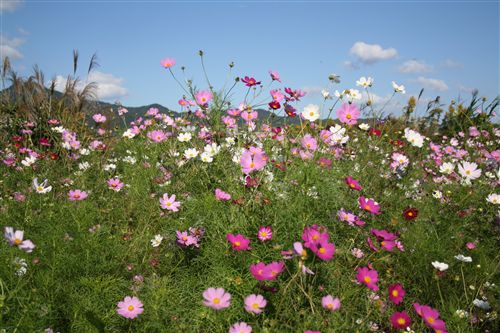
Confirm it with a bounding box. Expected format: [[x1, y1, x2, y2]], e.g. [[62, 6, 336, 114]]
[[0, 62, 499, 333]]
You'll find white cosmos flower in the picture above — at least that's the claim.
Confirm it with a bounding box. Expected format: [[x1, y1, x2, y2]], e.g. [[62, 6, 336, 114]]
[[431, 261, 449, 271], [200, 152, 213, 163], [486, 193, 500, 204], [78, 162, 90, 171], [21, 156, 37, 167], [359, 123, 370, 131], [184, 148, 199, 159], [455, 254, 472, 262], [321, 89, 331, 99], [150, 234, 163, 247], [356, 76, 374, 88], [122, 129, 136, 139], [392, 81, 406, 94], [432, 190, 443, 199], [32, 178, 52, 194], [177, 132, 192, 142], [301, 104, 320, 122], [439, 162, 455, 175], [457, 161, 481, 180], [329, 125, 349, 145], [404, 128, 424, 148], [347, 89, 362, 101], [473, 299, 491, 310], [204, 143, 220, 156]]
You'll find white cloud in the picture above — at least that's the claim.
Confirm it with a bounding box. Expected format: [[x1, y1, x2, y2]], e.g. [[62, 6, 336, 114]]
[[54, 71, 129, 100], [442, 59, 463, 69], [302, 86, 324, 95], [349, 42, 398, 64], [414, 76, 448, 92], [398, 60, 432, 73], [17, 27, 29, 35], [0, 34, 25, 60], [0, 0, 23, 12], [343, 60, 359, 70], [361, 92, 393, 105]]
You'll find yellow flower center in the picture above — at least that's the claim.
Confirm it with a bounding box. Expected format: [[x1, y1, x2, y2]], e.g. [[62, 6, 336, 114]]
[[252, 303, 259, 309], [128, 305, 134, 311], [364, 276, 371, 283], [250, 162, 255, 168], [309, 111, 315, 116], [234, 241, 241, 247], [346, 113, 352, 119], [14, 238, 22, 245], [37, 186, 44, 192], [397, 318, 405, 325], [327, 303, 333, 309], [392, 290, 398, 297], [166, 202, 171, 206], [319, 247, 326, 254], [364, 204, 371, 210], [428, 317, 435, 324], [213, 298, 220, 304]]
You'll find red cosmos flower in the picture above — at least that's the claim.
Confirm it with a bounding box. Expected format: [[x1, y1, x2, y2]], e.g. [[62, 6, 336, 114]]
[[388, 284, 406, 304], [369, 128, 381, 136], [12, 136, 23, 142], [268, 101, 281, 110], [284, 104, 297, 117], [241, 76, 261, 87], [390, 139, 405, 146], [403, 207, 418, 220], [390, 311, 411, 330], [38, 138, 51, 147]]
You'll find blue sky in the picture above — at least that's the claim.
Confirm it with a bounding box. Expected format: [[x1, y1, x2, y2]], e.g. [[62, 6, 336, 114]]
[[1, 0, 499, 117]]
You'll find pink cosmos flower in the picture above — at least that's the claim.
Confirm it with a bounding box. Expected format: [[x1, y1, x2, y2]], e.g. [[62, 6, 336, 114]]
[[301, 134, 318, 151], [202, 287, 231, 310], [311, 239, 336, 261], [215, 188, 231, 201], [147, 130, 168, 143], [270, 89, 284, 102], [229, 322, 252, 333], [116, 296, 144, 319], [356, 266, 379, 291], [160, 58, 176, 68], [257, 226, 273, 242], [466, 242, 476, 250], [321, 295, 341, 312], [249, 261, 285, 281], [241, 110, 258, 122], [107, 178, 124, 192], [159, 193, 181, 212], [337, 103, 360, 125], [390, 311, 411, 330], [68, 189, 88, 201], [226, 233, 251, 251], [345, 176, 362, 191], [195, 90, 213, 105], [359, 196, 381, 215], [92, 113, 106, 123], [240, 149, 267, 174], [4, 227, 36, 252], [269, 70, 281, 82], [244, 294, 267, 314], [388, 284, 405, 304], [176, 230, 198, 247]]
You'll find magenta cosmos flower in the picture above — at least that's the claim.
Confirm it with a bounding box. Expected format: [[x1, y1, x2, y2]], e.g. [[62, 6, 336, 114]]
[[388, 284, 406, 304], [160, 58, 176, 68], [159, 193, 181, 212], [229, 322, 252, 333], [390, 311, 411, 330], [4, 227, 36, 253], [116, 296, 144, 319], [358, 196, 381, 215], [337, 103, 360, 125], [311, 239, 336, 261], [226, 233, 251, 251], [107, 178, 124, 192], [147, 130, 168, 143], [68, 189, 88, 201], [257, 226, 273, 242], [345, 176, 362, 191], [244, 294, 267, 314], [202, 287, 231, 310], [240, 149, 267, 174], [195, 90, 213, 105], [241, 76, 261, 87], [215, 188, 231, 201], [321, 295, 341, 312], [356, 266, 379, 291], [250, 261, 285, 281]]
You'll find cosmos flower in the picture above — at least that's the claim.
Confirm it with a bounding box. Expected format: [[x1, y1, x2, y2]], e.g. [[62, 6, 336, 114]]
[[249, 261, 285, 281], [244, 294, 267, 314], [301, 104, 320, 122], [116, 296, 144, 319], [457, 161, 481, 180], [68, 189, 88, 201], [257, 226, 273, 242], [358, 197, 381, 215], [226, 233, 251, 251], [32, 178, 52, 194], [388, 284, 406, 304], [403, 207, 418, 220], [215, 188, 231, 201], [160, 58, 176, 68], [4, 227, 36, 253], [202, 287, 231, 310], [337, 103, 361, 125], [321, 295, 341, 312], [345, 176, 362, 191], [356, 266, 379, 291], [229, 322, 252, 333], [195, 90, 213, 105], [241, 76, 261, 87], [159, 193, 181, 212], [390, 311, 411, 330]]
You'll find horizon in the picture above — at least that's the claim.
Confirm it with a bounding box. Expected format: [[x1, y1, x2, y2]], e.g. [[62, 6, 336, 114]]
[[1, 0, 499, 118]]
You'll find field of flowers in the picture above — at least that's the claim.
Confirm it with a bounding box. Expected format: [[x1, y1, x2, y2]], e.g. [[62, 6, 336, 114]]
[[0, 55, 499, 333]]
